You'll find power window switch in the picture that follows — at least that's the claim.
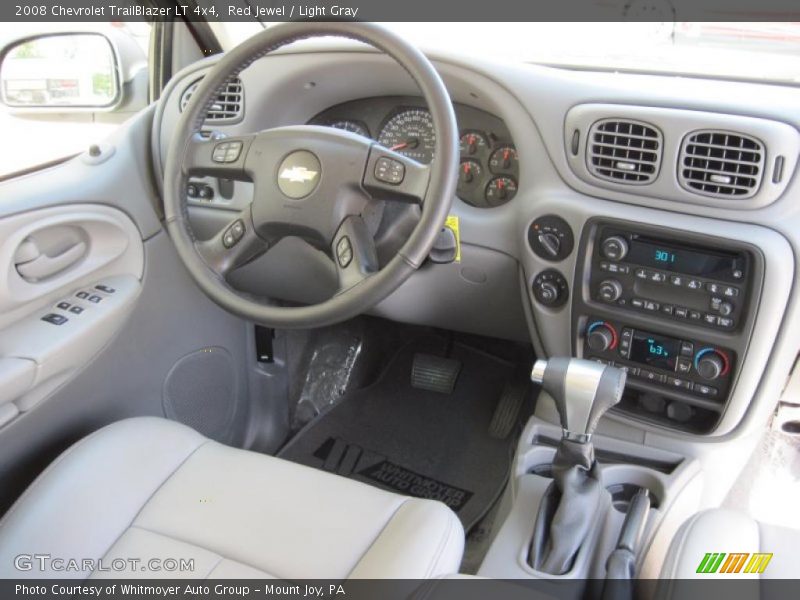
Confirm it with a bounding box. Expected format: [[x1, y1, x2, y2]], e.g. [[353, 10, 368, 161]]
[[95, 284, 115, 294], [56, 301, 71, 310], [42, 313, 68, 325], [69, 306, 84, 315], [88, 295, 102, 304]]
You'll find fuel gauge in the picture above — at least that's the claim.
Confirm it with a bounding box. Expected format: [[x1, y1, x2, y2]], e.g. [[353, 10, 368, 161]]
[[458, 159, 483, 196], [489, 146, 519, 174]]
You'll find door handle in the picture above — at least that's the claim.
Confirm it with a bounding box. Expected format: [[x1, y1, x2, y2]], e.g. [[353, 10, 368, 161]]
[[15, 241, 87, 281]]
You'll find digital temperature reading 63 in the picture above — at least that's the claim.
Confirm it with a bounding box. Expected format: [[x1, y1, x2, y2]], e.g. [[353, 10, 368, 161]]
[[648, 338, 669, 357]]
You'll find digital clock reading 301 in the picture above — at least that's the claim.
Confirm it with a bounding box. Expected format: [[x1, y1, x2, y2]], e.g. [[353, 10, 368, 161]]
[[654, 248, 676, 264]]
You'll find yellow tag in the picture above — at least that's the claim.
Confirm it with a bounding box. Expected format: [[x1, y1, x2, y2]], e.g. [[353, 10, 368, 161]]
[[444, 215, 461, 263]]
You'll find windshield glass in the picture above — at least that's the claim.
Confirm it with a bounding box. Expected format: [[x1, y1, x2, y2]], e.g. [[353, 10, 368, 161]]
[[230, 22, 800, 85]]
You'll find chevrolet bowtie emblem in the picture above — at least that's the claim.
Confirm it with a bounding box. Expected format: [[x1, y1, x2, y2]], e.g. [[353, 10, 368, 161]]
[[280, 166, 318, 183]]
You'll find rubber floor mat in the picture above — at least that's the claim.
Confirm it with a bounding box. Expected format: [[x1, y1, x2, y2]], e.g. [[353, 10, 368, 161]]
[[279, 335, 523, 530]]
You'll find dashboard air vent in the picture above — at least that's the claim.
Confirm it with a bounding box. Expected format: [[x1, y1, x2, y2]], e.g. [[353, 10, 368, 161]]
[[587, 119, 662, 184], [179, 77, 244, 122], [679, 131, 764, 198]]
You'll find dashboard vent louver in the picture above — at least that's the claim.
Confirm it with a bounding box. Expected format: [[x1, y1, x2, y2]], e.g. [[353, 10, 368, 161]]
[[587, 119, 662, 184], [179, 77, 244, 122], [678, 130, 764, 198]]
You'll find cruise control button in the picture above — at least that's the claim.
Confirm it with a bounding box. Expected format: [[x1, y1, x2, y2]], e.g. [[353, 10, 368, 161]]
[[42, 313, 68, 325], [222, 220, 245, 249], [374, 157, 405, 184]]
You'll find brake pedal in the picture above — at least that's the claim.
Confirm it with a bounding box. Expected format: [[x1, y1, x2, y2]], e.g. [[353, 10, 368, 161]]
[[489, 380, 529, 439], [411, 353, 461, 394]]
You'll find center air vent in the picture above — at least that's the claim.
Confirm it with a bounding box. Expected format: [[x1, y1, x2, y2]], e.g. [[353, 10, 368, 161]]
[[179, 77, 244, 122], [679, 131, 764, 199], [587, 119, 662, 184]]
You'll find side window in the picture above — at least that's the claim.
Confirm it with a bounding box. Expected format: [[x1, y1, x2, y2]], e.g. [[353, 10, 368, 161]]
[[0, 23, 151, 179]]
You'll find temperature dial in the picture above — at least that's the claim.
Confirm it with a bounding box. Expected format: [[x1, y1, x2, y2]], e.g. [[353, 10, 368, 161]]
[[486, 176, 517, 205], [694, 348, 730, 381], [457, 159, 483, 195], [586, 321, 619, 352], [489, 146, 519, 174]]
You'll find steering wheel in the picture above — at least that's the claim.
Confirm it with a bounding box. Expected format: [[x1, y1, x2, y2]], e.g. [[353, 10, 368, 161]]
[[163, 22, 459, 328]]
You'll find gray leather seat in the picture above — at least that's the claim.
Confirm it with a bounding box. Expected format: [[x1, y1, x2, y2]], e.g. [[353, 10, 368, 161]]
[[661, 508, 797, 578], [0, 417, 464, 579]]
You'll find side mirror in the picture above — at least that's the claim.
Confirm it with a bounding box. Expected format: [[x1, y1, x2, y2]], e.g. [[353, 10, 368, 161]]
[[0, 33, 120, 109]]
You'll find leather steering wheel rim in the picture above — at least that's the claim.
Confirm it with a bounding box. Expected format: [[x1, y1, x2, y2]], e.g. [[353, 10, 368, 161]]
[[163, 22, 459, 328]]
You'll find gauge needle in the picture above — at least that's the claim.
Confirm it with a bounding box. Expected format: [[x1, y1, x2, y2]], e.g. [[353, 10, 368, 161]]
[[391, 142, 409, 151]]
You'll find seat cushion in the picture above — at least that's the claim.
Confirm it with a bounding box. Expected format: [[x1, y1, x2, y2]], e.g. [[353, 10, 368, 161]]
[[0, 417, 464, 579], [660, 508, 796, 578]]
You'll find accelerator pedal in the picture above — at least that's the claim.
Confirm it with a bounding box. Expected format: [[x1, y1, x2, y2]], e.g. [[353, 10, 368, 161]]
[[489, 379, 529, 439], [411, 353, 461, 394]]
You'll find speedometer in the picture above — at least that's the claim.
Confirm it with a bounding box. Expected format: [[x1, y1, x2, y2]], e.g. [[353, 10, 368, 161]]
[[377, 109, 436, 164]]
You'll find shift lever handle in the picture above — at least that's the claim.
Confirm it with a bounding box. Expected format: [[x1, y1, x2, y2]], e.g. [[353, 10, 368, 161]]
[[531, 358, 626, 442]]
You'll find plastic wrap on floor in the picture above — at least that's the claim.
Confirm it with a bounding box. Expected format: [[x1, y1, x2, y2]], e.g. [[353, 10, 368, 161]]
[[292, 335, 363, 430]]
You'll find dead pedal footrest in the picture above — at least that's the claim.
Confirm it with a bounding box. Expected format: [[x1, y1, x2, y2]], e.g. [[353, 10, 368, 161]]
[[411, 353, 461, 394]]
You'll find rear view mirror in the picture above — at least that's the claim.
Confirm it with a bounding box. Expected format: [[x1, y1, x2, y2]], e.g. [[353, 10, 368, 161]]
[[0, 33, 119, 109]]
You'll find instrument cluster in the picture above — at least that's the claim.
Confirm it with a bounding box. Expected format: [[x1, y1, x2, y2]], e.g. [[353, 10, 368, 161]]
[[309, 96, 520, 208]]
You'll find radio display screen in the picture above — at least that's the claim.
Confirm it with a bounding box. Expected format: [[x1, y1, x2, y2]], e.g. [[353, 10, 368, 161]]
[[629, 330, 680, 371], [626, 237, 743, 281]]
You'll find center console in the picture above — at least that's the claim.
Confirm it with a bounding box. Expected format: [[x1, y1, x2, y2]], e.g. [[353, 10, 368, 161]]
[[572, 219, 764, 433]]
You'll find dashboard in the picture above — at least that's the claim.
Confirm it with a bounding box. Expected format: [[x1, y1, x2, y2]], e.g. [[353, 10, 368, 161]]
[[152, 46, 800, 441], [308, 96, 519, 208]]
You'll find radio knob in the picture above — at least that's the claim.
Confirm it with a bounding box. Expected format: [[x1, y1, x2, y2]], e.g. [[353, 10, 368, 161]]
[[587, 322, 617, 352], [601, 236, 629, 261], [696, 350, 726, 380], [718, 302, 734, 316], [598, 279, 623, 303]]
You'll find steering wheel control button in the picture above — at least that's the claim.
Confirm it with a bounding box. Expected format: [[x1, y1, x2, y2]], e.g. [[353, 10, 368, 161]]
[[374, 157, 405, 184], [223, 220, 246, 249], [336, 236, 354, 268], [277, 150, 321, 199], [42, 313, 68, 326], [212, 141, 243, 164]]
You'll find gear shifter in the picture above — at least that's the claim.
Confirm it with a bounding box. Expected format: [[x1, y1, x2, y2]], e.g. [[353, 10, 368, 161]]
[[528, 358, 627, 575]]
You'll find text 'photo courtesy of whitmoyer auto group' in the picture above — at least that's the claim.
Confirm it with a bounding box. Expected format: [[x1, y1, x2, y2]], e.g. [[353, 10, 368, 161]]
[[0, 0, 800, 599]]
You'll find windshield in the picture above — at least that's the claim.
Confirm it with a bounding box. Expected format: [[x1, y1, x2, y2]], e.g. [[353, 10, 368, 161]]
[[222, 22, 800, 85]]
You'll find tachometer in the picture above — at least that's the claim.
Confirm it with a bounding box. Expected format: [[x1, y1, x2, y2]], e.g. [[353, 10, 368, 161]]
[[327, 119, 370, 138], [378, 109, 436, 164]]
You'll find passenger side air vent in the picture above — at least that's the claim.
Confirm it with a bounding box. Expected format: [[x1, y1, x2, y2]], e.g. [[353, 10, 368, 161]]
[[587, 119, 662, 184], [179, 77, 244, 122], [678, 131, 764, 198]]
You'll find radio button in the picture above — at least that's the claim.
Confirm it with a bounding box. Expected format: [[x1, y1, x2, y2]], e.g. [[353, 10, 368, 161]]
[[635, 268, 647, 280], [706, 282, 721, 294], [687, 279, 704, 291], [661, 304, 675, 316], [703, 313, 718, 325], [601, 236, 629, 261], [695, 384, 719, 398], [718, 302, 733, 316], [722, 286, 739, 298], [669, 275, 684, 287], [675, 307, 688, 318], [676, 357, 693, 374], [717, 316, 734, 328], [649, 271, 666, 283], [667, 376, 692, 390], [688, 310, 702, 321], [631, 298, 645, 309], [643, 300, 660, 311]]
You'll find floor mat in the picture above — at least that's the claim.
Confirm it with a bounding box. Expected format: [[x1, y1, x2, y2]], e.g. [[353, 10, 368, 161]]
[[279, 335, 527, 530]]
